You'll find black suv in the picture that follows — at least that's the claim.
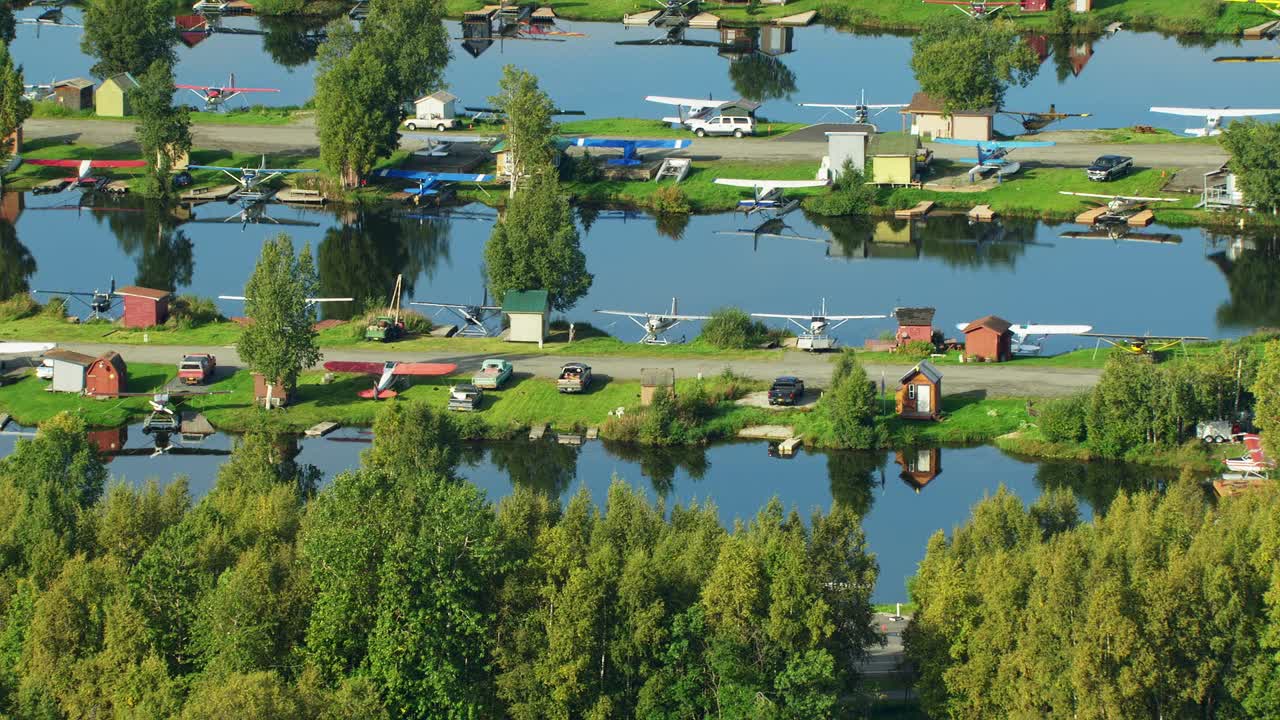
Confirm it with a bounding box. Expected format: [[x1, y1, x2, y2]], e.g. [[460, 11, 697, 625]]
[[1087, 155, 1133, 182], [768, 377, 805, 406]]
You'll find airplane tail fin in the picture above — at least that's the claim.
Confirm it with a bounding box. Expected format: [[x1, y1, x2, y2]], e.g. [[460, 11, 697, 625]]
[[671, 297, 678, 317]]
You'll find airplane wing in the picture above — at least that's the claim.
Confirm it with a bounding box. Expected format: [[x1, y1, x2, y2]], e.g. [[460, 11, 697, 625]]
[[823, 314, 889, 321], [1080, 332, 1209, 341], [1151, 106, 1280, 117], [573, 138, 691, 150], [798, 102, 906, 109], [25, 159, 146, 168], [390, 362, 459, 377], [1058, 191, 1177, 202], [714, 178, 829, 190], [1015, 324, 1093, 335], [174, 84, 210, 91], [410, 301, 502, 310], [0, 342, 56, 354], [644, 95, 729, 111], [375, 169, 492, 182], [226, 87, 280, 93], [401, 133, 497, 144], [323, 361, 384, 376], [752, 313, 811, 320], [260, 167, 317, 174], [596, 310, 647, 318]]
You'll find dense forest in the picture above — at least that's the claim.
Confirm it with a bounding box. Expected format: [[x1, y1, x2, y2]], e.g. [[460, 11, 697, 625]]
[[0, 404, 880, 719]]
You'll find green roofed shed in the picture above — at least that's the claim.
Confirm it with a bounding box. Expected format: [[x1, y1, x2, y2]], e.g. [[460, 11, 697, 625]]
[[502, 289, 549, 345]]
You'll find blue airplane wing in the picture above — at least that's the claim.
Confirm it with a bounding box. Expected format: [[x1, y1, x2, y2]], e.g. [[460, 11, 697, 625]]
[[375, 169, 493, 183], [986, 140, 1056, 149], [930, 138, 980, 147], [374, 168, 434, 181], [428, 172, 495, 183]]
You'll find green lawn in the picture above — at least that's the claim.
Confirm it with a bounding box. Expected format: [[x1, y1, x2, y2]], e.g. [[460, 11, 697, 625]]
[[559, 117, 805, 139], [0, 363, 177, 428], [565, 159, 824, 212], [30, 100, 308, 126]]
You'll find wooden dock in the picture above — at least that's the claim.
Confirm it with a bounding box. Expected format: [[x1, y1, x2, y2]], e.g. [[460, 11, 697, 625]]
[[585, 427, 599, 440], [967, 204, 996, 222], [1244, 20, 1280, 39], [1213, 478, 1269, 498], [180, 184, 238, 203], [1074, 206, 1109, 225], [688, 12, 721, 28], [0, 413, 10, 431], [556, 432, 584, 446], [737, 425, 795, 440], [623, 9, 659, 24], [777, 437, 803, 456], [773, 10, 816, 26], [179, 412, 215, 436], [531, 6, 556, 19], [276, 188, 326, 205], [895, 200, 934, 219], [305, 421, 340, 437], [103, 180, 130, 195], [1126, 209, 1154, 227], [529, 423, 547, 440]]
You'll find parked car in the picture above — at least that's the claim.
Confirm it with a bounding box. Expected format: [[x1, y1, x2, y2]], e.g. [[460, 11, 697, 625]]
[[402, 116, 457, 132], [171, 171, 194, 189], [472, 358, 513, 389], [688, 115, 755, 138], [768, 376, 805, 406], [447, 384, 483, 411], [557, 363, 592, 393], [1087, 155, 1133, 182], [178, 353, 216, 385]]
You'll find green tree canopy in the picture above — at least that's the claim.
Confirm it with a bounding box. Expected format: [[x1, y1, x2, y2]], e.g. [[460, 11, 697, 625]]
[[0, 3, 14, 44], [1221, 119, 1280, 214], [364, 0, 450, 103], [1252, 340, 1280, 458], [314, 37, 400, 188], [235, 234, 322, 404], [909, 17, 1039, 114], [825, 352, 880, 449], [133, 60, 193, 198], [489, 66, 557, 196], [483, 168, 592, 313], [0, 43, 31, 161], [80, 0, 176, 79]]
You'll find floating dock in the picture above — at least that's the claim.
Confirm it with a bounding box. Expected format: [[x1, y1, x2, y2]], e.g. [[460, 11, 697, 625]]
[[776, 437, 803, 456], [556, 432, 584, 446], [1213, 478, 1269, 498], [623, 10, 660, 24], [1126, 209, 1154, 227], [179, 412, 215, 436], [737, 425, 795, 440], [305, 421, 340, 437], [895, 200, 934, 219], [1074, 206, 1109, 225], [585, 427, 599, 440], [180, 184, 238, 203], [1244, 20, 1280, 39], [774, 10, 816, 26], [276, 188, 327, 205], [688, 12, 721, 28], [529, 423, 547, 440], [103, 180, 130, 195], [967, 204, 996, 222]]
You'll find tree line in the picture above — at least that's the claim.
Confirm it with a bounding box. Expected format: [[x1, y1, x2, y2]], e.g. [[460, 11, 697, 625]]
[[0, 404, 882, 718]]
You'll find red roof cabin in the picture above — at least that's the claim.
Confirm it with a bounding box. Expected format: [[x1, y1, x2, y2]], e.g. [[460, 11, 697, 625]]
[[116, 286, 171, 328], [896, 361, 942, 421], [85, 351, 127, 397], [962, 315, 1013, 363], [894, 307, 936, 348]]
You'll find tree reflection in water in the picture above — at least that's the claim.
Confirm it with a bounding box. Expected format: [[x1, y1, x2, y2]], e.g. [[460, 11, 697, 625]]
[[487, 441, 581, 499], [0, 219, 36, 299], [825, 450, 885, 518], [728, 52, 797, 103], [258, 16, 327, 69], [1033, 458, 1173, 514], [1207, 230, 1280, 330], [601, 441, 709, 496], [811, 212, 1042, 269], [96, 200, 194, 292]]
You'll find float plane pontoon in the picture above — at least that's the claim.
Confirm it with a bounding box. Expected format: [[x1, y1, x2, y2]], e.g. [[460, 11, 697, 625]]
[[753, 299, 887, 351], [713, 171, 830, 218], [595, 298, 710, 344], [932, 138, 1055, 179], [187, 156, 318, 203], [1150, 106, 1280, 136], [571, 137, 690, 166]]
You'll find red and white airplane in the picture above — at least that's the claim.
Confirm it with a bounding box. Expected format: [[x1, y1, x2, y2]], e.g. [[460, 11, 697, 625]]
[[176, 74, 280, 108], [323, 360, 459, 399], [24, 158, 147, 192]]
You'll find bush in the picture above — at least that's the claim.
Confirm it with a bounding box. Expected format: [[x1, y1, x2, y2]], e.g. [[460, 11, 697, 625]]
[[1039, 394, 1088, 444], [804, 164, 877, 217], [699, 307, 771, 349], [0, 294, 39, 322], [568, 151, 600, 183], [167, 295, 224, 329], [40, 296, 67, 319], [825, 352, 880, 449], [647, 185, 691, 215], [899, 340, 935, 359], [348, 309, 432, 340], [250, 0, 305, 14]]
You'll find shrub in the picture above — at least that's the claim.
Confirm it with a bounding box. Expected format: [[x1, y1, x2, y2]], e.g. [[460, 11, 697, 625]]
[[40, 297, 67, 319], [825, 352, 881, 449], [805, 164, 877, 217], [899, 340, 935, 359], [1038, 394, 1089, 444], [0, 294, 39, 322], [699, 307, 770, 349], [569, 152, 600, 183], [167, 295, 224, 329], [348, 309, 432, 340], [250, 0, 305, 14], [647, 185, 691, 215]]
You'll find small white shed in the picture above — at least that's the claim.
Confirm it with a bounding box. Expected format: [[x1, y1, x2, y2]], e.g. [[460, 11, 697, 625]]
[[825, 128, 873, 179], [502, 290, 549, 347], [413, 91, 458, 123], [43, 349, 95, 393]]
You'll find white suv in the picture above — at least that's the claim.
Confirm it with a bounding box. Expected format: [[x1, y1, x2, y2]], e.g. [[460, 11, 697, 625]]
[[688, 115, 755, 138]]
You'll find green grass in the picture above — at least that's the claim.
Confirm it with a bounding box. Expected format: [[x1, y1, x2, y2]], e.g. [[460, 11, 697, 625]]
[[0, 363, 177, 427], [873, 602, 917, 614], [565, 159, 824, 212], [995, 427, 1220, 472], [558, 117, 805, 139], [30, 100, 308, 126]]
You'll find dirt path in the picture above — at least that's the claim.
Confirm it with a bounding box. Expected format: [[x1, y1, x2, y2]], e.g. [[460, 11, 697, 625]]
[[24, 118, 1228, 170], [53, 341, 1100, 397]]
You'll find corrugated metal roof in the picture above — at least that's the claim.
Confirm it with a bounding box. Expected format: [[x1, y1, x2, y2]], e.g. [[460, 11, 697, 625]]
[[102, 73, 139, 90], [55, 77, 94, 90], [502, 289, 549, 313], [900, 360, 942, 385]]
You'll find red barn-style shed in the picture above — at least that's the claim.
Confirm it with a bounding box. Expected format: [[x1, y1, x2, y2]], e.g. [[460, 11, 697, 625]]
[[894, 307, 936, 348], [116, 286, 171, 328], [962, 315, 1013, 363], [85, 352, 127, 397]]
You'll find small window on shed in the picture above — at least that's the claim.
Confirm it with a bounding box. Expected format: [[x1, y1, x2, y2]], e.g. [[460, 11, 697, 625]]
[[907, 385, 917, 400]]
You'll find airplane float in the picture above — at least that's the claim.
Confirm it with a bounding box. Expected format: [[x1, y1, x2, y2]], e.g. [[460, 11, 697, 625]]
[[371, 169, 494, 202], [798, 91, 907, 126], [176, 74, 280, 109], [571, 137, 690, 166], [323, 360, 459, 399], [1080, 332, 1210, 357], [191, 204, 322, 230], [714, 167, 830, 218], [595, 298, 710, 344], [33, 278, 118, 319], [23, 158, 148, 193], [954, 321, 1093, 356], [410, 297, 502, 337], [931, 138, 1055, 179], [186, 156, 318, 203], [1058, 191, 1179, 223], [1059, 227, 1181, 244], [752, 299, 887, 351], [400, 133, 497, 158], [1000, 105, 1092, 133], [1149, 106, 1280, 137]]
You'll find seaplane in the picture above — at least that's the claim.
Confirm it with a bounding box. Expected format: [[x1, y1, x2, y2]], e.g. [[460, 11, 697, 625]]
[[410, 295, 502, 337], [189, 203, 322, 230], [1080, 331, 1210, 357], [175, 74, 280, 109], [570, 137, 690, 166], [1000, 105, 1092, 133], [186, 156, 318, 203], [713, 169, 830, 218], [17, 1, 82, 32], [645, 95, 734, 128], [921, 0, 1031, 20], [714, 217, 826, 252], [1058, 191, 1180, 223], [24, 158, 148, 193], [615, 24, 735, 49], [954, 321, 1093, 356], [322, 360, 459, 400], [371, 168, 494, 203], [1059, 227, 1181, 244], [218, 294, 353, 310], [400, 133, 497, 158], [594, 298, 710, 344], [462, 105, 585, 123], [752, 299, 887, 351], [931, 138, 1055, 179], [33, 278, 118, 319], [1150, 106, 1280, 137], [798, 91, 907, 126]]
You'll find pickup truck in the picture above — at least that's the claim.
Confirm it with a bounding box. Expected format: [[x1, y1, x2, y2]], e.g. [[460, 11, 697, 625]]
[[472, 358, 512, 389], [402, 116, 458, 132], [178, 353, 216, 385], [447, 384, 483, 412], [557, 363, 592, 393], [768, 376, 805, 406], [1087, 155, 1133, 182]]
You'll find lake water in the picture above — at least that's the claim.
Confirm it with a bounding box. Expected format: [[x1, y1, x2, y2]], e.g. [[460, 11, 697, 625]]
[[4, 196, 1276, 350], [12, 11, 1279, 132], [0, 422, 1175, 602]]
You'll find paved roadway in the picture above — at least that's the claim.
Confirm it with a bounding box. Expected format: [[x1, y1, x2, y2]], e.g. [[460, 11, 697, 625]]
[[52, 341, 1102, 397], [24, 117, 1228, 170]]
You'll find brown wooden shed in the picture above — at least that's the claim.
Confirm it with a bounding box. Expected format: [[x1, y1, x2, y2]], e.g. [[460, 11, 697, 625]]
[[896, 361, 942, 421], [85, 352, 127, 397], [893, 307, 935, 347], [116, 286, 171, 328], [53, 78, 95, 112], [640, 368, 675, 406], [253, 373, 293, 409], [962, 315, 1013, 363]]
